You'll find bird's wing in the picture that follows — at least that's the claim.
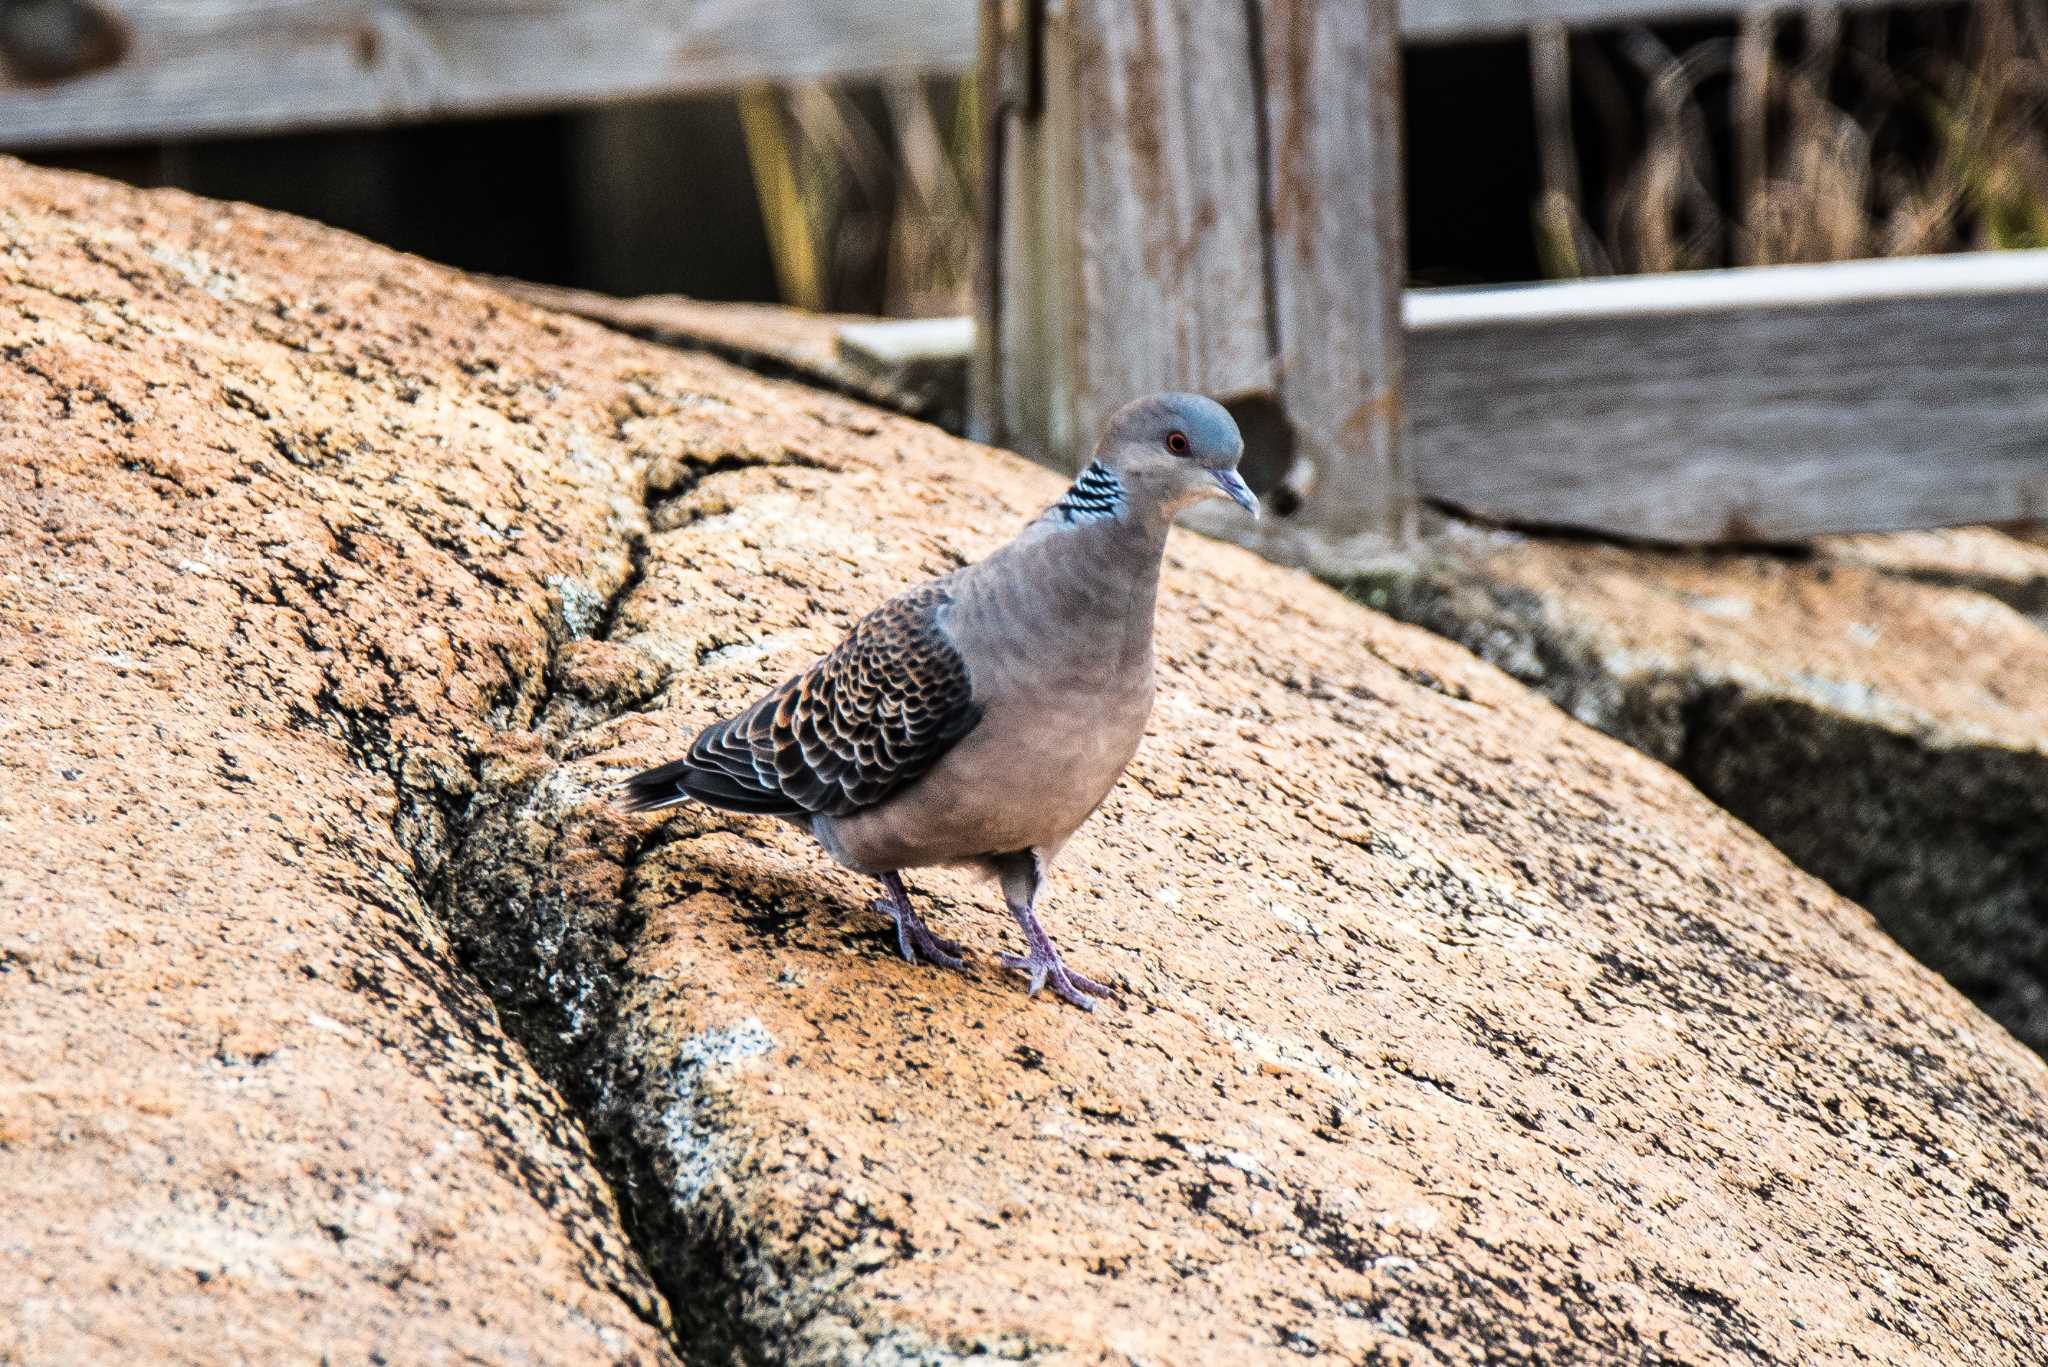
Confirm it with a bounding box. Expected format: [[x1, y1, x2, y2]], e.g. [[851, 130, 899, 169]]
[[621, 583, 981, 817]]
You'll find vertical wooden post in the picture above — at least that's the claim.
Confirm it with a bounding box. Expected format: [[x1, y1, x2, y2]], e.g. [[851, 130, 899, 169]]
[[973, 0, 1412, 570]]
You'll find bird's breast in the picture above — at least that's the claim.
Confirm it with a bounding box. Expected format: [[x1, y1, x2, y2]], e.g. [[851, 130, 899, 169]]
[[821, 666, 1154, 873]]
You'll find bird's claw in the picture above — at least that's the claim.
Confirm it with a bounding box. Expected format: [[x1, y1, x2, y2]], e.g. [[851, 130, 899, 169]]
[[998, 949, 1113, 1011], [871, 897, 967, 971]]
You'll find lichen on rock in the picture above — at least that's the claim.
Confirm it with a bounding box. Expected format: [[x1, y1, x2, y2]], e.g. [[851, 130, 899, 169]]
[[1385, 520, 2048, 1057]]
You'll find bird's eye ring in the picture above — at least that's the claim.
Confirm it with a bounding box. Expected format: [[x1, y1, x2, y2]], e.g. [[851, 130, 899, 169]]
[[1166, 431, 1189, 455]]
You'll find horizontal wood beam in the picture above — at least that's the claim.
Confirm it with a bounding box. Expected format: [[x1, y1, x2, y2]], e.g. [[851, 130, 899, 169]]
[[0, 0, 1948, 150], [0, 1, 976, 150], [1407, 250, 2048, 543]]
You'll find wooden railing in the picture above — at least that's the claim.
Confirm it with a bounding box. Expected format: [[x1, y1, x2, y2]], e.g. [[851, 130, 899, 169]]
[[0, 0, 1938, 147], [0, 1, 977, 149], [1406, 252, 2048, 544]]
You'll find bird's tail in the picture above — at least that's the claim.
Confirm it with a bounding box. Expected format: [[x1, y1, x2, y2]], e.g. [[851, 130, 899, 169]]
[[616, 755, 803, 816], [616, 758, 696, 813]]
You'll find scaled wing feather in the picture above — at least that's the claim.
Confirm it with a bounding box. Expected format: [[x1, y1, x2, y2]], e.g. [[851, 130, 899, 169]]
[[622, 584, 980, 817]]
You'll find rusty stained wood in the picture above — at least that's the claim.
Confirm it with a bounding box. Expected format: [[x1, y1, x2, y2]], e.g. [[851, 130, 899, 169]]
[[0, 0, 974, 149], [975, 0, 1411, 573], [1408, 251, 2048, 543]]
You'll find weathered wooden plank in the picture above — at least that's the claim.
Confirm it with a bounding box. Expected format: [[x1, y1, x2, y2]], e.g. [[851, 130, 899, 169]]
[[837, 315, 974, 368], [973, 0, 1065, 463], [1256, 0, 1410, 555], [0, 1, 974, 149], [835, 316, 972, 422], [1408, 251, 2048, 543], [1068, 0, 1274, 443], [973, 0, 1276, 467], [0, 0, 1954, 150], [976, 0, 1412, 573]]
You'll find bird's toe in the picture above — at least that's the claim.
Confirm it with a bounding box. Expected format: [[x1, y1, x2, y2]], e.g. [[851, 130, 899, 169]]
[[1000, 951, 1108, 1009], [1061, 966, 1114, 999], [919, 927, 967, 961], [998, 952, 1049, 997], [876, 898, 968, 971], [1049, 977, 1100, 1012], [910, 930, 967, 972]]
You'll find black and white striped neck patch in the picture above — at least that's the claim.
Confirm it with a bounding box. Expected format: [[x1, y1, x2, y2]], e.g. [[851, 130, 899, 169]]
[[1049, 461, 1126, 524]]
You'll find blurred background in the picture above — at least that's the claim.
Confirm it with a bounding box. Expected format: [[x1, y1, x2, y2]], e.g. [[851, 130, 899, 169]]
[[12, 1, 2044, 315]]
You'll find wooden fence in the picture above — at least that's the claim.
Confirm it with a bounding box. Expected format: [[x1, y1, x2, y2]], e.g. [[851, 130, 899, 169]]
[[0, 0, 1931, 147], [1407, 252, 2048, 544], [973, 0, 1411, 568], [3, 0, 2043, 566], [0, 2, 974, 148]]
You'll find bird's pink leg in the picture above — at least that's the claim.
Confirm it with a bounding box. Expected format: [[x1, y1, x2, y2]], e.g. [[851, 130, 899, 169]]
[[873, 871, 965, 970], [995, 853, 1112, 1010]]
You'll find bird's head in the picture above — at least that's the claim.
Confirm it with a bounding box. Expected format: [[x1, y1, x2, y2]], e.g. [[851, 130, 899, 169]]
[[1094, 392, 1259, 523]]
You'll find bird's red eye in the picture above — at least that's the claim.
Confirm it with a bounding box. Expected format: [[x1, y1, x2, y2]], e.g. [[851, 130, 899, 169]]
[[1166, 431, 1189, 455]]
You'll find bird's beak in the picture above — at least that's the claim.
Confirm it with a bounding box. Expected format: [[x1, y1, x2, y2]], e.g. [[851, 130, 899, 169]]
[[1211, 468, 1260, 519]]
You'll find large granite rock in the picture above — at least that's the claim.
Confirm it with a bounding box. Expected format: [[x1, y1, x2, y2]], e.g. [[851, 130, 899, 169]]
[[5, 158, 2048, 1363], [0, 160, 670, 1362], [1384, 522, 2048, 1057]]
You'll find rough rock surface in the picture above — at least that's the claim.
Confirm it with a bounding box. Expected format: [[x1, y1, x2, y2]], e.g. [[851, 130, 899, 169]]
[[0, 160, 671, 1362], [1823, 526, 2048, 624], [7, 160, 2048, 1365], [491, 280, 964, 431], [517, 477, 2048, 1365], [1384, 522, 2048, 1057]]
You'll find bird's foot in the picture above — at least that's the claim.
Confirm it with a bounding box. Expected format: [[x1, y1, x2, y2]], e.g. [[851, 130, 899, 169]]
[[999, 945, 1113, 1011], [871, 896, 967, 971]]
